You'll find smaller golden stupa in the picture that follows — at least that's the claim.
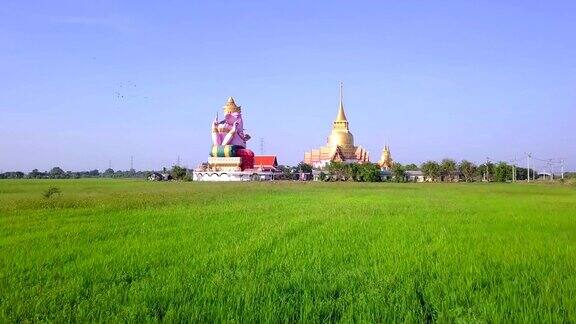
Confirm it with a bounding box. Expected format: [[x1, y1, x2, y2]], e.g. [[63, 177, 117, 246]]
[[378, 145, 393, 170]]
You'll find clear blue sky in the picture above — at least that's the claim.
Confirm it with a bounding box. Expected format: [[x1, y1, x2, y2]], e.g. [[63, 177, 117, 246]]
[[1, 1, 575, 172]]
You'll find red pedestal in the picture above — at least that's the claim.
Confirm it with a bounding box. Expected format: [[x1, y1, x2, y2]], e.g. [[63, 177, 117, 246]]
[[236, 148, 255, 171]]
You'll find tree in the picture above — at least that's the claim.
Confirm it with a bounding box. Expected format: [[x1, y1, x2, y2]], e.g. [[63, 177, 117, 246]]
[[22, 168, 149, 179], [347, 163, 360, 181], [421, 161, 440, 181], [357, 163, 381, 182], [404, 163, 419, 171], [0, 171, 24, 179], [477, 163, 495, 182], [326, 162, 348, 181], [440, 158, 457, 182], [171, 165, 187, 180], [391, 163, 406, 182], [515, 167, 536, 181], [493, 162, 512, 182], [42, 187, 61, 199], [28, 169, 46, 179], [183, 171, 194, 181], [565, 172, 576, 179], [67, 171, 80, 179], [297, 162, 312, 174], [276, 165, 294, 180], [49, 167, 66, 179], [458, 160, 477, 182], [516, 167, 527, 180]]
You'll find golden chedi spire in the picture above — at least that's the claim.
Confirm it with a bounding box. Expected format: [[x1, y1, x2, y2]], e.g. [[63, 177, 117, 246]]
[[334, 82, 349, 127], [328, 82, 354, 148], [378, 144, 393, 170], [223, 96, 241, 114], [335, 82, 347, 122]]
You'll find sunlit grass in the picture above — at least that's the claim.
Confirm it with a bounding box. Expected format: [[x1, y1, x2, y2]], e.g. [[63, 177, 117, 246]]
[[1, 179, 575, 321]]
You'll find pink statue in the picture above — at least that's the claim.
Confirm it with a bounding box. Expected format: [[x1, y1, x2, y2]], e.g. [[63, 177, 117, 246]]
[[208, 97, 255, 170], [211, 97, 251, 147]]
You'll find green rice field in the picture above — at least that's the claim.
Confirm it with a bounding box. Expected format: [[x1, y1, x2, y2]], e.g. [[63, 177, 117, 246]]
[[1, 179, 575, 322]]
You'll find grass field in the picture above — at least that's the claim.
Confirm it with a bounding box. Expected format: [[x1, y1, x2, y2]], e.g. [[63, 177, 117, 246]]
[[1, 179, 575, 322]]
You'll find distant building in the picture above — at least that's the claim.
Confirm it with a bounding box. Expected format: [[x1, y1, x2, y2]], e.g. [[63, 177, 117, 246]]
[[254, 156, 278, 172], [148, 172, 163, 181], [148, 172, 172, 181], [380, 169, 392, 181], [537, 171, 553, 180], [405, 170, 425, 182], [443, 171, 461, 182]]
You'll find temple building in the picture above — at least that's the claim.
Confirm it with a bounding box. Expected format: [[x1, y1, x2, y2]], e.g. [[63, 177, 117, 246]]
[[304, 83, 370, 168]]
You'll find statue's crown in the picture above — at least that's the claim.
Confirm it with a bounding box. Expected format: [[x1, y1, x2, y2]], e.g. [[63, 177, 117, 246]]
[[223, 97, 241, 114]]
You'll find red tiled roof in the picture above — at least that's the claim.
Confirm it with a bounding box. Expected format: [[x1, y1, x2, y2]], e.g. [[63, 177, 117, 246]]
[[254, 155, 278, 167]]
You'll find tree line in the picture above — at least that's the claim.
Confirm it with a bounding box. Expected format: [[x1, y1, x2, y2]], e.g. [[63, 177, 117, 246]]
[[320, 162, 381, 181], [1, 160, 571, 182], [306, 159, 546, 183], [0, 167, 151, 179], [388, 159, 537, 182]]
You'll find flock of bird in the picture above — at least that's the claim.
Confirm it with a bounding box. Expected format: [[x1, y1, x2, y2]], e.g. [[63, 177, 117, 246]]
[[113, 81, 149, 107]]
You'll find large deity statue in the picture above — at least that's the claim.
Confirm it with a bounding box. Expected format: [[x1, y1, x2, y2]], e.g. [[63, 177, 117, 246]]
[[208, 97, 255, 171], [212, 97, 251, 147], [194, 96, 278, 180]]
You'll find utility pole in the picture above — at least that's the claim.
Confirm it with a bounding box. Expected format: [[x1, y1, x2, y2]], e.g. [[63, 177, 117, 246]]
[[511, 158, 516, 182], [130, 155, 134, 171], [526, 152, 531, 182], [177, 155, 181, 167], [485, 157, 491, 182], [561, 159, 565, 180]]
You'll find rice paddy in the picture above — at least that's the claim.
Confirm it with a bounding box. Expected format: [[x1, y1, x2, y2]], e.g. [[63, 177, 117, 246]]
[[1, 179, 575, 322]]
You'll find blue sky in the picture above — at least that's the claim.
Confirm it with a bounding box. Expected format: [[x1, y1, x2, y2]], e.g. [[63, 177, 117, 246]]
[[1, 0, 575, 172]]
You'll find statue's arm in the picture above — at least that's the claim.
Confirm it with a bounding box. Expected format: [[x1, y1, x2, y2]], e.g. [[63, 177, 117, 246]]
[[221, 122, 238, 146]]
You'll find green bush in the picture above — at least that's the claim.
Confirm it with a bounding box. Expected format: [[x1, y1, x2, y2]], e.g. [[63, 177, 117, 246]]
[[42, 187, 61, 199]]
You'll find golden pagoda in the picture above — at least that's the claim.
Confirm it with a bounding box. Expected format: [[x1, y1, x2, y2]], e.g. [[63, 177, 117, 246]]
[[378, 145, 393, 170], [304, 83, 370, 168]]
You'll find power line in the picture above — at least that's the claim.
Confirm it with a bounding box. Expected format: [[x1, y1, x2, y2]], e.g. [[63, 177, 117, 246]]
[[488, 153, 567, 181], [531, 155, 566, 180]]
